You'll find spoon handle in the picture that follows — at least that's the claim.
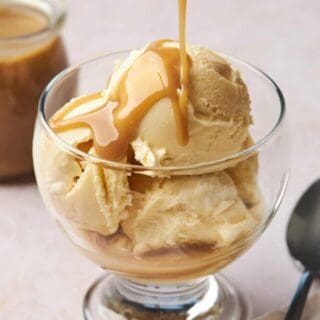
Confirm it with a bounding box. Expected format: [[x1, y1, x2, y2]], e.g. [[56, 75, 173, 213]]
[[284, 270, 315, 320]]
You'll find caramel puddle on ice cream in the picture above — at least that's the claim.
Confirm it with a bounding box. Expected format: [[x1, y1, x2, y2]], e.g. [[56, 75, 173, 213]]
[[52, 0, 189, 161]]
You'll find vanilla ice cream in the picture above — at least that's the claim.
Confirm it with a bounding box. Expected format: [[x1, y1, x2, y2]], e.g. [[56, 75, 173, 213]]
[[132, 45, 251, 167], [34, 40, 263, 274], [123, 171, 257, 255]]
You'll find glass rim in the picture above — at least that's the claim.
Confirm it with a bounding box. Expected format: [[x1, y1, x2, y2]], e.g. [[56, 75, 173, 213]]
[[38, 49, 286, 173], [0, 0, 66, 44]]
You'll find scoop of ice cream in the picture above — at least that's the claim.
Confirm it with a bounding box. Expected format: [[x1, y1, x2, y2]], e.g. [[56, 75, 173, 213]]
[[131, 45, 251, 167], [34, 97, 132, 236], [226, 136, 264, 219], [122, 171, 258, 255]]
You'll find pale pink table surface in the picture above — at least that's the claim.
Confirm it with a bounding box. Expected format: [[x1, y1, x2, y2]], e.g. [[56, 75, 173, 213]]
[[1, 1, 320, 319]]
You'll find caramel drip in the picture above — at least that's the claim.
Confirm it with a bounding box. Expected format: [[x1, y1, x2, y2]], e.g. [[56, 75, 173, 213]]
[[52, 1, 190, 161], [178, 0, 189, 145]]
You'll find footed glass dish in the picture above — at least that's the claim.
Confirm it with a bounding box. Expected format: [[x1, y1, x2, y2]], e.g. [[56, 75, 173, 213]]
[[33, 50, 289, 320]]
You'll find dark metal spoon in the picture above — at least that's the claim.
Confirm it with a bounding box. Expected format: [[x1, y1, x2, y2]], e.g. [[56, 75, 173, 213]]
[[285, 179, 320, 320]]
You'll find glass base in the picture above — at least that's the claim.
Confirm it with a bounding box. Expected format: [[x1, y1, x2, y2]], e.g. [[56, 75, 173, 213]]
[[83, 273, 252, 320]]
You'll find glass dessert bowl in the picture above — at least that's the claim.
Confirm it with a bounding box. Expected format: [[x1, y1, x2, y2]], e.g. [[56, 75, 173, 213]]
[[33, 49, 289, 320]]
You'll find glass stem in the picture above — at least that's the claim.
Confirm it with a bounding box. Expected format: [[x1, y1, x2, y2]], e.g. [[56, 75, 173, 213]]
[[115, 276, 210, 310]]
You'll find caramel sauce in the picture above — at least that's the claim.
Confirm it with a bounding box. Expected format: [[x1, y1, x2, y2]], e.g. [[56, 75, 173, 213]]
[[52, 0, 189, 161], [0, 4, 68, 179], [178, 0, 189, 145], [0, 6, 48, 38]]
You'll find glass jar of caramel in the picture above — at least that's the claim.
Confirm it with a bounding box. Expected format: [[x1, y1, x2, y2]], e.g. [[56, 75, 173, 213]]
[[0, 0, 68, 180]]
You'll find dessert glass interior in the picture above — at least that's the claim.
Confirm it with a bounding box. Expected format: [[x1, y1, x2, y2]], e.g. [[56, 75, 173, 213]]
[[33, 51, 289, 320]]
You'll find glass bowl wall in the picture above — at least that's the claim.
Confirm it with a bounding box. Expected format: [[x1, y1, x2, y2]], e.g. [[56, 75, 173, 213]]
[[33, 51, 289, 284]]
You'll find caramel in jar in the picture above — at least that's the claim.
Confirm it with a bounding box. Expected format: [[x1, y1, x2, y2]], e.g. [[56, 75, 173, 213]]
[[0, 2, 68, 179]]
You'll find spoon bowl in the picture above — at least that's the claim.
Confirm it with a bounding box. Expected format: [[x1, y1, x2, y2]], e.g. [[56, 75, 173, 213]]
[[287, 179, 320, 271], [285, 179, 320, 320]]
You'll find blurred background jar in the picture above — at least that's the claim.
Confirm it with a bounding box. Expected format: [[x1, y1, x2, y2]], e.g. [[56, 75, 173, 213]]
[[0, 0, 68, 180]]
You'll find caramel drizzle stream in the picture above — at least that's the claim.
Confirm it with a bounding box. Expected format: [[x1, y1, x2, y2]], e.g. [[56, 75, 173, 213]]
[[51, 0, 189, 161], [178, 0, 189, 145]]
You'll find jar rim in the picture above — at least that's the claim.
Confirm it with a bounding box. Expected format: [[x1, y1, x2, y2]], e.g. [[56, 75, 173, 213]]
[[0, 0, 66, 44]]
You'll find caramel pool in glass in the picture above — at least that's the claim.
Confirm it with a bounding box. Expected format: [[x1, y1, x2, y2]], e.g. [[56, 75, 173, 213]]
[[0, 3, 68, 179]]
